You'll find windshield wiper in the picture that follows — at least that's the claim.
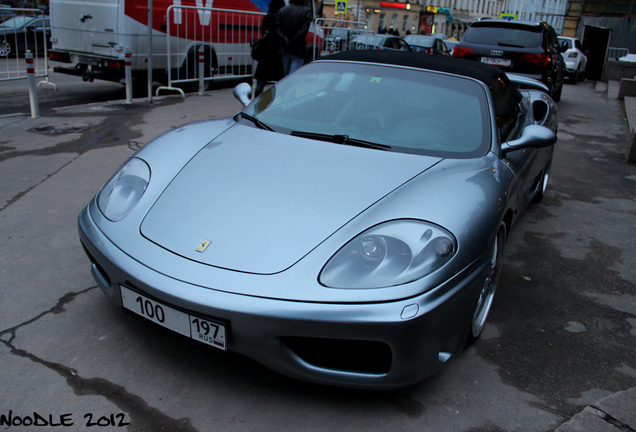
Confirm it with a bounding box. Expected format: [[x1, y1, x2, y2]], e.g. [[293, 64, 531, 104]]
[[236, 112, 273, 131], [290, 131, 391, 151]]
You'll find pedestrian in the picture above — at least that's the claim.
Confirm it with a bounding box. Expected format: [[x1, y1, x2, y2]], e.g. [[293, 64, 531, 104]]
[[253, 0, 285, 97], [276, 0, 312, 76]]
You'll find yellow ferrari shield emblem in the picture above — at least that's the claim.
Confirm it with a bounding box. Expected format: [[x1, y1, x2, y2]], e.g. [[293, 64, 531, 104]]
[[196, 240, 211, 253]]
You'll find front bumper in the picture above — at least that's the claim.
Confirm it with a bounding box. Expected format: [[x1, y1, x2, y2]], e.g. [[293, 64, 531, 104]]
[[78, 205, 489, 390]]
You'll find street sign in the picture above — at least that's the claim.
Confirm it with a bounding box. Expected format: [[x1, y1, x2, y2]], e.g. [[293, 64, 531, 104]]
[[336, 0, 347, 14]]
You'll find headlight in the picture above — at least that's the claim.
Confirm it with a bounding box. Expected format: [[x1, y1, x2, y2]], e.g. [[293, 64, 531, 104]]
[[568, 52, 578, 58], [97, 158, 150, 222], [320, 220, 456, 289]]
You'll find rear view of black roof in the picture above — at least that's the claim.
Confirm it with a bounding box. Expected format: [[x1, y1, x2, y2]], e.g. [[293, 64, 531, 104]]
[[320, 49, 509, 89]]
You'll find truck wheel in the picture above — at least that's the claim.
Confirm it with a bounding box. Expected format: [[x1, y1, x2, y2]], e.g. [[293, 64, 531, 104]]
[[0, 40, 12, 57]]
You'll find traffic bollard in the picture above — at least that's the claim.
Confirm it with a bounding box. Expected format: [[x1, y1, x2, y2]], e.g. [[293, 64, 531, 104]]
[[124, 47, 133, 104], [25, 50, 40, 119], [198, 46, 204, 96]]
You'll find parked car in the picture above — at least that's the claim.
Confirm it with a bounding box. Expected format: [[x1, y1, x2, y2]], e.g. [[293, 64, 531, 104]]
[[79, 50, 557, 390], [0, 14, 50, 57], [349, 34, 412, 51], [557, 36, 587, 83], [444, 39, 458, 55], [452, 20, 566, 101], [405, 34, 450, 55]]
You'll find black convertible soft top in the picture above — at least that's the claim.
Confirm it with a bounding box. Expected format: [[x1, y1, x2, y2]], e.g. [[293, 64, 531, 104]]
[[320, 49, 521, 100]]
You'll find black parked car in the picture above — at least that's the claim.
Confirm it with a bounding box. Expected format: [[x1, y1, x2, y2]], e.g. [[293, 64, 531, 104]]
[[452, 20, 566, 102], [404, 35, 450, 56], [0, 15, 51, 57]]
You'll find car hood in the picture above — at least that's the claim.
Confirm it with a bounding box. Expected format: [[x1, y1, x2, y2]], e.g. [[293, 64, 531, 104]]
[[140, 124, 441, 275]]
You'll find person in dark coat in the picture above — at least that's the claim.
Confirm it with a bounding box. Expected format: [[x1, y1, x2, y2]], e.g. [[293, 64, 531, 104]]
[[276, 0, 312, 75], [253, 0, 285, 97]]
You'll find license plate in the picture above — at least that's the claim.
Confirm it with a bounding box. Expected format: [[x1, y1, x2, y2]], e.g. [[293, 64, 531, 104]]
[[121, 286, 226, 350], [481, 57, 512, 67], [78, 55, 100, 66]]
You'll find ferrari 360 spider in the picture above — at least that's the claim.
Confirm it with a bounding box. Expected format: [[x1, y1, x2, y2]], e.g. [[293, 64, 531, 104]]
[[79, 50, 557, 390]]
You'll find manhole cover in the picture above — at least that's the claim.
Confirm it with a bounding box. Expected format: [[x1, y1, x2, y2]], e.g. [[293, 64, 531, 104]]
[[30, 124, 91, 134]]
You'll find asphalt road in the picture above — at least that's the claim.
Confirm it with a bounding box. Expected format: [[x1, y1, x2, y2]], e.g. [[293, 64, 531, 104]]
[[0, 79, 635, 432]]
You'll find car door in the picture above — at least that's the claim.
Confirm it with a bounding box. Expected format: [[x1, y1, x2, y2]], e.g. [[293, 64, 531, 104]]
[[493, 78, 546, 206]]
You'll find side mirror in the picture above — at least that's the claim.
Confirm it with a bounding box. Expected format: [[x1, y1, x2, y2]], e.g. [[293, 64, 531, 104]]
[[502, 125, 556, 155], [233, 82, 252, 107]]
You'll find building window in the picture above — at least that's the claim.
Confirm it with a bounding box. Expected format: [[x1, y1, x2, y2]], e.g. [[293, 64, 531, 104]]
[[390, 13, 398, 30], [402, 14, 409, 32], [378, 12, 385, 31]]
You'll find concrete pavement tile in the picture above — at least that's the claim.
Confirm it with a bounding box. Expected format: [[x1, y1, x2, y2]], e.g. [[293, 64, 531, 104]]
[[556, 407, 621, 432], [594, 387, 636, 429]]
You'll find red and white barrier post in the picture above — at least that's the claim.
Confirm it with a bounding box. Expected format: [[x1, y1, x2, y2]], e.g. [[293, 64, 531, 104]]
[[198, 46, 205, 96], [124, 47, 133, 104], [25, 50, 39, 119]]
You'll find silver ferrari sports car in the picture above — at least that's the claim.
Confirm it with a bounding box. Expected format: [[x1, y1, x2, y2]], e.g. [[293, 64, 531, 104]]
[[79, 50, 557, 390]]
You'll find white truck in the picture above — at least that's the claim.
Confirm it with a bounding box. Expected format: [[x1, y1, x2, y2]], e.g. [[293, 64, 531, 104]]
[[48, 0, 323, 91]]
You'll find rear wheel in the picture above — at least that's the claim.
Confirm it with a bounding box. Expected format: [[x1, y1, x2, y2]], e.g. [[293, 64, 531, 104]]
[[467, 223, 506, 344], [577, 65, 586, 82], [570, 70, 578, 84]]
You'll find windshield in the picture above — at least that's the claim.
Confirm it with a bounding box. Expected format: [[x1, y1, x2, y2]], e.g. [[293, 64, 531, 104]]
[[241, 61, 491, 158], [404, 35, 434, 47], [558, 38, 573, 49], [0, 16, 34, 28], [464, 24, 543, 48]]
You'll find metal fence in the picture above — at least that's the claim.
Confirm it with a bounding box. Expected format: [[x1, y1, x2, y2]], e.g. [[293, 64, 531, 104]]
[[157, 6, 263, 96], [0, 8, 52, 85], [313, 19, 373, 59], [607, 47, 630, 60]]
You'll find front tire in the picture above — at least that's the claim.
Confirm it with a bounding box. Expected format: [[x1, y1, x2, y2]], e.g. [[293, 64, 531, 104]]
[[467, 222, 506, 344], [531, 168, 550, 204]]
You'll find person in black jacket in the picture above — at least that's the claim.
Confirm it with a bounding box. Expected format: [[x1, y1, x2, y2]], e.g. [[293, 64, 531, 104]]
[[253, 0, 285, 97], [276, 0, 312, 75]]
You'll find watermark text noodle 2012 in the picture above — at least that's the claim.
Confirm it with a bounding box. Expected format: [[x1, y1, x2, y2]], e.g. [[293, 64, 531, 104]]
[[1, 411, 130, 428]]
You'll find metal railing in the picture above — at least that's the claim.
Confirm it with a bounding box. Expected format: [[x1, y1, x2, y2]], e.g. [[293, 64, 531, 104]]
[[157, 6, 263, 97], [313, 19, 372, 59], [607, 47, 630, 60], [0, 8, 54, 88]]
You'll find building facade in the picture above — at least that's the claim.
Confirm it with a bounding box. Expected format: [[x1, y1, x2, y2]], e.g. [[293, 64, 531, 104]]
[[503, 0, 569, 34], [320, 0, 505, 38]]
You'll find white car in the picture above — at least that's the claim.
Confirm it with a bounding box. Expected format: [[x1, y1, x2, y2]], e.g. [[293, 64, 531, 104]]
[[558, 36, 587, 83]]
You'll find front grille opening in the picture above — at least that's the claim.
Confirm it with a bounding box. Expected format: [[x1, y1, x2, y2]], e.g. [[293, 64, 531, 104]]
[[282, 337, 392, 374]]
